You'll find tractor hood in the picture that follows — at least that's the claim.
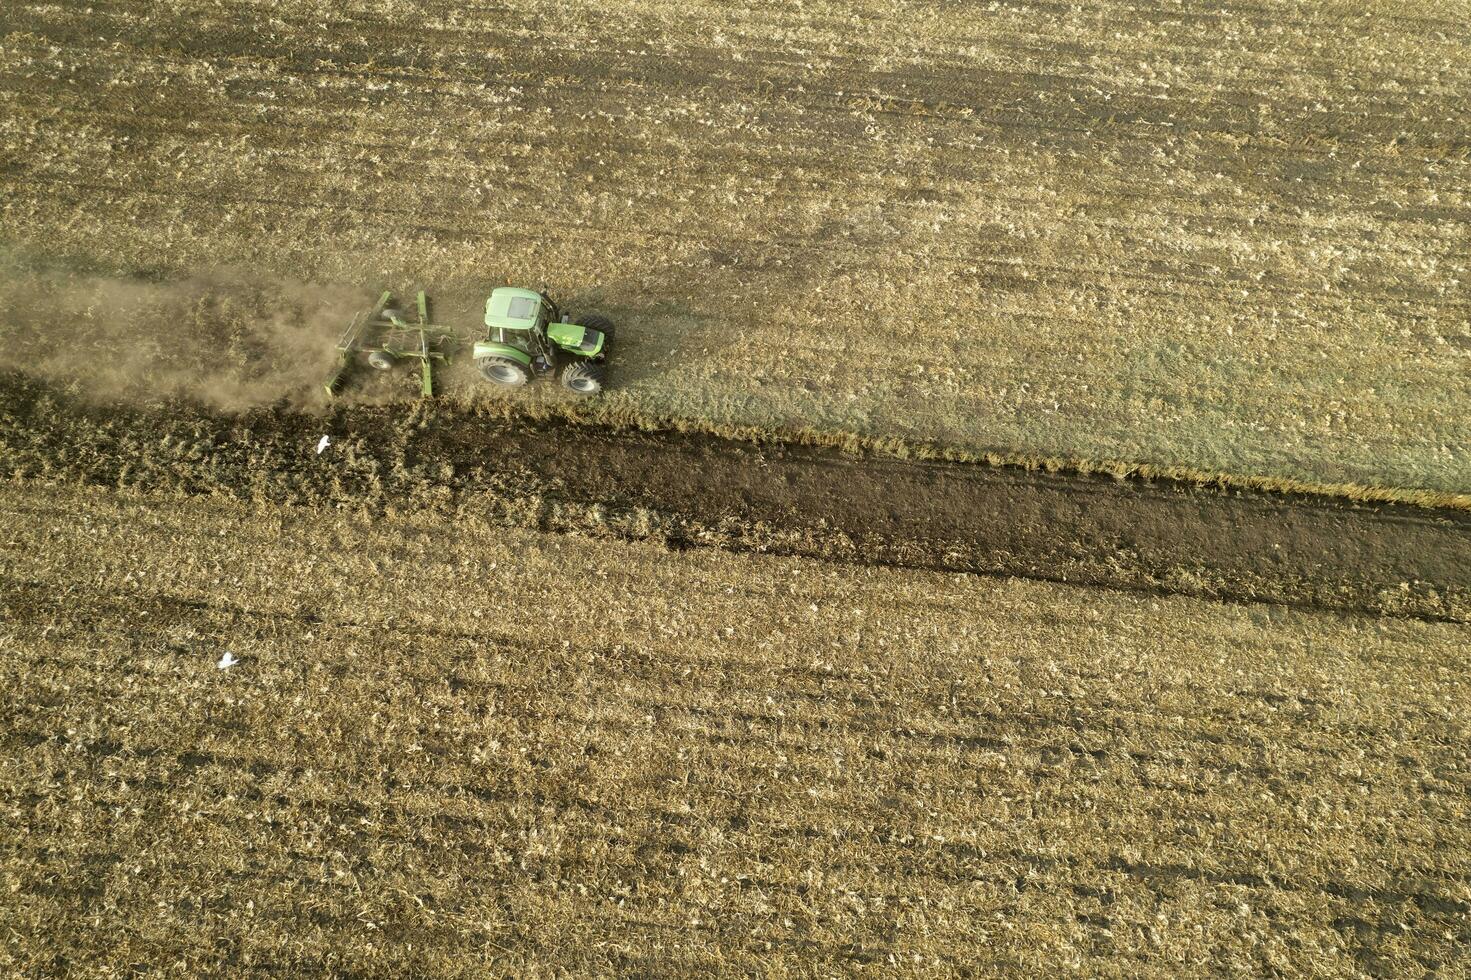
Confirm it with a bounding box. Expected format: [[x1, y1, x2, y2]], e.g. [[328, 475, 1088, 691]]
[[484, 287, 545, 330], [547, 320, 605, 356]]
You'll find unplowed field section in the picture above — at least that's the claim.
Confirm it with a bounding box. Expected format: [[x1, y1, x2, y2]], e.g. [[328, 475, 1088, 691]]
[[4, 375, 1467, 621], [1, 0, 1468, 491]]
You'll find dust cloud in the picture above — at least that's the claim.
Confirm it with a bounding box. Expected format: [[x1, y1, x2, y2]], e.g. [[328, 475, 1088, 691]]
[[0, 255, 375, 410]]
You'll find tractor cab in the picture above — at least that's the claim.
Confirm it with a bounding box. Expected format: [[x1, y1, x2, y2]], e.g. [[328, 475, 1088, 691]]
[[485, 287, 552, 345]]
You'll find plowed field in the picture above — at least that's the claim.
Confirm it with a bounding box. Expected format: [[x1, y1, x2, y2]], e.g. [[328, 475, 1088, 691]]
[[4, 373, 1468, 622]]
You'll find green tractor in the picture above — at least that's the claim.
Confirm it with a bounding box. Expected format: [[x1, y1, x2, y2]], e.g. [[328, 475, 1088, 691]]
[[324, 285, 613, 398], [474, 286, 613, 395]]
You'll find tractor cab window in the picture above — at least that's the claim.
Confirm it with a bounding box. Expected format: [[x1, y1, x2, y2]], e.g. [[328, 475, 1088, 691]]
[[505, 296, 539, 321]]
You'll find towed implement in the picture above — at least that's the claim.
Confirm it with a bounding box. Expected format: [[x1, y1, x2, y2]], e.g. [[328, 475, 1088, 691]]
[[324, 290, 464, 398], [325, 286, 613, 398]]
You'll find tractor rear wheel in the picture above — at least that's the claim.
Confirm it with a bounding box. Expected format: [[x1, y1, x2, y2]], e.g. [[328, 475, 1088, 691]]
[[477, 357, 530, 387], [560, 360, 605, 396], [367, 351, 396, 371], [577, 314, 614, 341]]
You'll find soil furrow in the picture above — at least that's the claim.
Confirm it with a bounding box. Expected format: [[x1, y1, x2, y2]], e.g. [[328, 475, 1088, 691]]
[[408, 417, 1471, 621], [3, 373, 1467, 621]]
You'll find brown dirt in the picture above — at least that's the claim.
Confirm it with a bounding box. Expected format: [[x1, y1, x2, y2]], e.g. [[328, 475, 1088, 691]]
[[464, 425, 1471, 622], [4, 371, 1467, 622]]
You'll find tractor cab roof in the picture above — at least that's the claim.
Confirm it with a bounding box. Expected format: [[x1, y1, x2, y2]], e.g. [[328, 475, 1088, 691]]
[[485, 286, 546, 331]]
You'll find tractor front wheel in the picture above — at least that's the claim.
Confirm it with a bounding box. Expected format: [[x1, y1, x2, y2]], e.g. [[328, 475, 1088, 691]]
[[560, 360, 605, 396], [477, 357, 530, 387]]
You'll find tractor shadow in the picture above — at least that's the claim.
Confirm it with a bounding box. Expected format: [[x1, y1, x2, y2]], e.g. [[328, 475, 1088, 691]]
[[558, 231, 841, 397], [554, 274, 745, 393]]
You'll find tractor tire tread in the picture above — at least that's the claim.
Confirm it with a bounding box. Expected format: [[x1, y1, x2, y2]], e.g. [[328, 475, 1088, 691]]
[[560, 360, 606, 396], [477, 356, 531, 386]]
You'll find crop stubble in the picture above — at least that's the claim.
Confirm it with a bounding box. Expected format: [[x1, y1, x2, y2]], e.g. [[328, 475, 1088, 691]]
[[3, 1, 1470, 972], [2, 483, 1469, 975], [1, 0, 1468, 491]]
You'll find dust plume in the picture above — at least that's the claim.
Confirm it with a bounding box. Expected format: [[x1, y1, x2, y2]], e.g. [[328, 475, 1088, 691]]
[[0, 255, 374, 410]]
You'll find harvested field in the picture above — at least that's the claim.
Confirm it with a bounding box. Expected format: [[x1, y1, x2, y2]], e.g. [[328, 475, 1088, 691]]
[[3, 0, 1470, 972], [3, 1, 1470, 492], [3, 482, 1469, 974]]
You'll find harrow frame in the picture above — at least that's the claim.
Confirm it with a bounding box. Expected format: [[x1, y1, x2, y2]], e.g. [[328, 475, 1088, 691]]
[[323, 290, 473, 398]]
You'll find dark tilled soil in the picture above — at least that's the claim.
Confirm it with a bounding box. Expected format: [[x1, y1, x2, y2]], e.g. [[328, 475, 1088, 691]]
[[413, 418, 1471, 621], [4, 372, 1468, 620]]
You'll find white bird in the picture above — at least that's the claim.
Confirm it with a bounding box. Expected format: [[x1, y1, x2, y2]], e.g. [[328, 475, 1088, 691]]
[[316, 435, 331, 454], [217, 652, 238, 669]]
